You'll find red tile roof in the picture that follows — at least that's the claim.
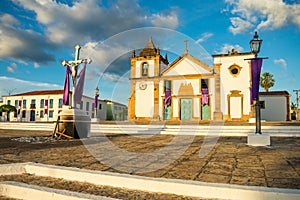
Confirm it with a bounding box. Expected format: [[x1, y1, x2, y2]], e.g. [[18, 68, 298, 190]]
[[259, 91, 290, 96], [9, 90, 65, 96]]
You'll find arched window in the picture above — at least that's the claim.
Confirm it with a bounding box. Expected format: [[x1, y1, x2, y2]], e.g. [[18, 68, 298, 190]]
[[141, 62, 148, 76]]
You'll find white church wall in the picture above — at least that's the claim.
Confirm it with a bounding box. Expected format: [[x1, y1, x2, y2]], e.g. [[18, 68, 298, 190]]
[[164, 58, 211, 76], [173, 98, 179, 118], [135, 81, 154, 117], [209, 78, 215, 119], [194, 98, 200, 117], [217, 54, 254, 117], [159, 80, 164, 119]]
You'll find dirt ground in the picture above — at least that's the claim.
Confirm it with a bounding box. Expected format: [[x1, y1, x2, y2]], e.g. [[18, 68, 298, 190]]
[[0, 128, 300, 199]]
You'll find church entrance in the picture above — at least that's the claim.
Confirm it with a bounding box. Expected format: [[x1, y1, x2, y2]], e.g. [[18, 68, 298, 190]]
[[180, 98, 192, 120]]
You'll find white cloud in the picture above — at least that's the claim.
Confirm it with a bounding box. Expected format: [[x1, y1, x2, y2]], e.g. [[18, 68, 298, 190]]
[[0, 76, 62, 97], [150, 11, 179, 29], [225, 0, 300, 34], [33, 62, 40, 68], [274, 58, 287, 70], [195, 32, 214, 44], [215, 43, 244, 54], [6, 63, 17, 73]]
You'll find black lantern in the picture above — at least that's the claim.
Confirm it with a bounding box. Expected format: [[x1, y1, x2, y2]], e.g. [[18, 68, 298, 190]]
[[250, 31, 263, 57]]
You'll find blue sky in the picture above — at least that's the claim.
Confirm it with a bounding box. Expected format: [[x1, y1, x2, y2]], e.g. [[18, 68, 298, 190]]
[[0, 0, 299, 105]]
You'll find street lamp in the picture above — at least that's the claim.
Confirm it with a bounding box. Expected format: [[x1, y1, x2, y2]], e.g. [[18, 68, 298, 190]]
[[94, 87, 99, 118], [250, 31, 263, 57], [250, 31, 263, 134]]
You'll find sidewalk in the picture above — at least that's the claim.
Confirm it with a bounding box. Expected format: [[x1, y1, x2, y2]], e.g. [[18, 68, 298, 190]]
[[0, 129, 299, 190]]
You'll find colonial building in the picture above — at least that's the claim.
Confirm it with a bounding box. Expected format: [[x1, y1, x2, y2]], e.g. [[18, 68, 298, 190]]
[[1, 90, 127, 122], [128, 38, 259, 121]]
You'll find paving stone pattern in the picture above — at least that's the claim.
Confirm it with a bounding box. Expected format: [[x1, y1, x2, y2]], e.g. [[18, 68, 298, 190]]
[[0, 129, 299, 189]]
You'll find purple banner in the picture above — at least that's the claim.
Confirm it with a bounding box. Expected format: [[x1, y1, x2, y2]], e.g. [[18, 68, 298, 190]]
[[251, 58, 263, 104], [74, 63, 86, 103], [201, 88, 209, 105], [164, 90, 171, 106], [63, 66, 71, 105]]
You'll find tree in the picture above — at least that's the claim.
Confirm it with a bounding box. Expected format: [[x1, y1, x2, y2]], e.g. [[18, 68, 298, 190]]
[[0, 104, 17, 121], [260, 72, 275, 92]]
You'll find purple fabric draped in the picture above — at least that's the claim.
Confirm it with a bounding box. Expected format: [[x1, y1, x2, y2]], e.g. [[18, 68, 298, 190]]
[[74, 63, 86, 103], [94, 94, 99, 108], [251, 58, 263, 104], [164, 90, 171, 106], [63, 66, 71, 105], [201, 88, 209, 105]]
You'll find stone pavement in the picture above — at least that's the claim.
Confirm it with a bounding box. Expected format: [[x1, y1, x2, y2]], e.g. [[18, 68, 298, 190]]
[[0, 129, 299, 190]]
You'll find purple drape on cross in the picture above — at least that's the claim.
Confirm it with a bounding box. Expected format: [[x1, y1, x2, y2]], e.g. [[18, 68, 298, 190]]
[[250, 58, 263, 104], [164, 90, 171, 106], [201, 88, 209, 105], [74, 63, 86, 104], [63, 66, 71, 105]]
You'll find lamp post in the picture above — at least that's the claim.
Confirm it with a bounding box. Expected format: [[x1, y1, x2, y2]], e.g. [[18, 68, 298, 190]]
[[94, 87, 99, 118], [250, 31, 263, 134]]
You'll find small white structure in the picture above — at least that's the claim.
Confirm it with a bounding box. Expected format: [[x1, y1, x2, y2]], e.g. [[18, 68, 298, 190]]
[[1, 90, 127, 122], [259, 91, 291, 121]]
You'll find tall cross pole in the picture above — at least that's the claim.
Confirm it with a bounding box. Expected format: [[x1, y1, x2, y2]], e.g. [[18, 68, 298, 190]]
[[62, 45, 91, 108]]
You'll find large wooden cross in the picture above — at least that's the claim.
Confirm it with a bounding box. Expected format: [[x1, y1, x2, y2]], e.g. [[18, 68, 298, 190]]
[[62, 45, 91, 108]]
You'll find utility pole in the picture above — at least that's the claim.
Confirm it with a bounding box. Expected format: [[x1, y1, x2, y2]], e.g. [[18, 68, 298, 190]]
[[293, 90, 300, 109]]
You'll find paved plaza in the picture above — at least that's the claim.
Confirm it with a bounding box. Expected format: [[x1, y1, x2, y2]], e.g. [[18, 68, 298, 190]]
[[0, 127, 299, 191]]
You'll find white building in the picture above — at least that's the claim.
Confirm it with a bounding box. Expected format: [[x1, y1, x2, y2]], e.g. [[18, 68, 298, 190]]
[[259, 91, 291, 121], [128, 38, 292, 122], [128, 38, 259, 122], [1, 90, 127, 122]]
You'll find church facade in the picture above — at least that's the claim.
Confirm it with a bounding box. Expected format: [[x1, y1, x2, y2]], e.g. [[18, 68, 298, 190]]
[[128, 38, 256, 122]]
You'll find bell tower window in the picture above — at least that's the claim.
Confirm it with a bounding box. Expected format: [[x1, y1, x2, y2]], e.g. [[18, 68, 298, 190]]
[[141, 62, 149, 76]]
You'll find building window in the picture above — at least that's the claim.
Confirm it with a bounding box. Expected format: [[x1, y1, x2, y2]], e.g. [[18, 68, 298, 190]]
[[80, 101, 83, 109], [49, 111, 54, 118], [14, 111, 17, 118], [22, 100, 27, 108], [14, 100, 18, 108], [99, 104, 102, 110], [164, 80, 171, 91], [49, 99, 54, 108], [58, 99, 63, 108], [40, 111, 44, 118], [141, 62, 149, 76], [22, 110, 26, 118], [40, 99, 44, 108], [260, 101, 265, 109], [7, 100, 11, 105], [86, 102, 89, 111]]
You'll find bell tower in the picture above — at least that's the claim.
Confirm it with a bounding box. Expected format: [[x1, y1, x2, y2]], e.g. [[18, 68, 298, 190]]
[[128, 37, 168, 121]]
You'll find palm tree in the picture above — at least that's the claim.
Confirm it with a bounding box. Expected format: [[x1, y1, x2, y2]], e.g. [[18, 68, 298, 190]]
[[260, 72, 275, 92], [0, 104, 17, 122]]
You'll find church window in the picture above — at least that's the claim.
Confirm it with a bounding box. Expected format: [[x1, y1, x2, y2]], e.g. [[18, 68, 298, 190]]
[[164, 80, 171, 91], [141, 62, 149, 76], [228, 64, 242, 77]]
